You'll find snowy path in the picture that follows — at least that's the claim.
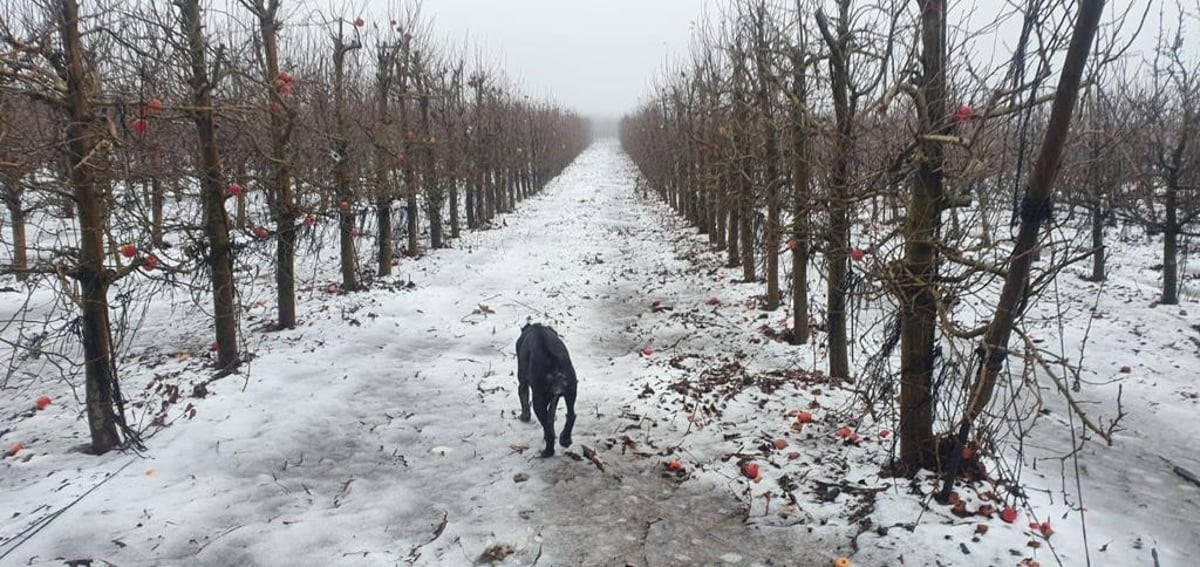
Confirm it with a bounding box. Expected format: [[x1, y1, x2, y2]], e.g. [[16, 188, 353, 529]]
[[2, 141, 830, 566]]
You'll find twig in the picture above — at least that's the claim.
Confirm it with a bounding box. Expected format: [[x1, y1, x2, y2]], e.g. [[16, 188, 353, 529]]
[[0, 459, 136, 561], [1174, 466, 1200, 488], [194, 524, 244, 556], [1017, 329, 1120, 443], [406, 511, 448, 564]]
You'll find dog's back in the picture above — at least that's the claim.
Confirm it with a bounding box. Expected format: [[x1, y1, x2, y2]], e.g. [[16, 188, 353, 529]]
[[517, 323, 576, 388]]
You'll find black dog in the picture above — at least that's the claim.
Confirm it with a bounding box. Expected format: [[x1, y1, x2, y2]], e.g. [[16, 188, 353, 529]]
[[516, 323, 577, 457]]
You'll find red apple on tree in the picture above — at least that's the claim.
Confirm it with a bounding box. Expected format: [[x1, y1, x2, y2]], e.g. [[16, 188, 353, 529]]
[[954, 104, 974, 123], [131, 118, 149, 136], [354, 17, 364, 27], [228, 182, 243, 197], [120, 243, 137, 258]]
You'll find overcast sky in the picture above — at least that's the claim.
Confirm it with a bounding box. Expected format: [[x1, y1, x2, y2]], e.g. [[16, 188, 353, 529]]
[[355, 0, 1173, 121], [408, 0, 709, 120]]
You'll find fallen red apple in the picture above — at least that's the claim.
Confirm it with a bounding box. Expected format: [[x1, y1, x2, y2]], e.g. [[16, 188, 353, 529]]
[[773, 438, 788, 450], [665, 459, 683, 472], [837, 426, 852, 438], [253, 227, 269, 239], [36, 395, 51, 410], [1000, 507, 1018, 523], [742, 462, 760, 479], [641, 347, 654, 357], [878, 429, 891, 438], [796, 411, 814, 424], [7, 442, 23, 456], [706, 297, 719, 306]]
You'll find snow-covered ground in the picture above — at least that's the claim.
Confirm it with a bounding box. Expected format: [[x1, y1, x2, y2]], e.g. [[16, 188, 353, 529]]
[[1, 140, 1197, 566]]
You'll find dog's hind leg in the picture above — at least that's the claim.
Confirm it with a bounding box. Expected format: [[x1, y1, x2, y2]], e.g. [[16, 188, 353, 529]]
[[517, 353, 531, 423], [518, 382, 531, 423], [536, 396, 558, 457], [560, 389, 576, 448]]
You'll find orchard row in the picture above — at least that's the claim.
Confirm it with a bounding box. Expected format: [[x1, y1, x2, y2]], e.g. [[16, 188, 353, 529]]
[[0, 0, 589, 454]]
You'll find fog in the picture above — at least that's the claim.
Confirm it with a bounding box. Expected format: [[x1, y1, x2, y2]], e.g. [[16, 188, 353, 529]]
[[389, 0, 710, 124], [358, 0, 1171, 127]]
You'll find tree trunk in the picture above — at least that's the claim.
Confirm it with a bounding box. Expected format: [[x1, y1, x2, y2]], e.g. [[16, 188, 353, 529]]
[[733, 61, 756, 283], [373, 42, 396, 277], [419, 82, 443, 249], [150, 176, 165, 247], [1090, 205, 1106, 282], [181, 0, 239, 370], [1162, 178, 1179, 304], [406, 189, 419, 255], [449, 105, 462, 240], [4, 185, 27, 281], [790, 46, 810, 344], [465, 172, 476, 229], [60, 0, 121, 453], [727, 201, 740, 268], [816, 5, 851, 380], [755, 10, 780, 309], [962, 0, 1104, 428], [892, 0, 950, 474], [333, 32, 361, 290], [235, 189, 247, 230], [256, 0, 298, 328], [713, 169, 727, 250]]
